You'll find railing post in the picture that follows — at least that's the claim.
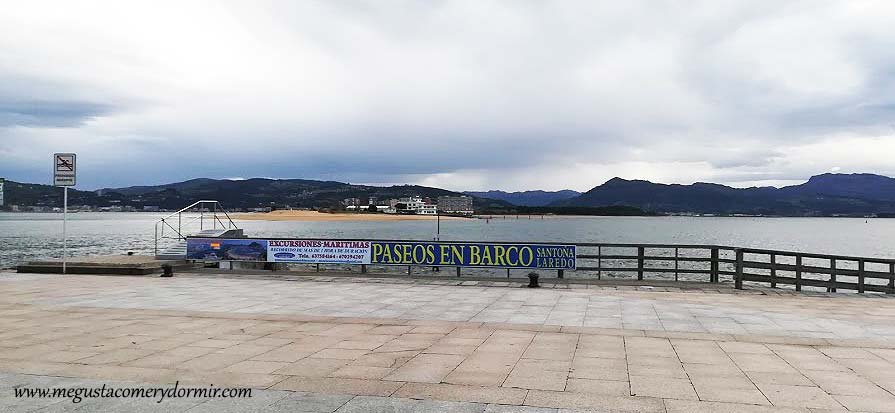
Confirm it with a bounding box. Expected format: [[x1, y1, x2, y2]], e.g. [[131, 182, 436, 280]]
[[829, 259, 837, 293], [558, 269, 564, 279], [408, 266, 412, 276], [507, 268, 511, 279], [597, 245, 602, 280], [316, 263, 320, 272], [735, 249, 743, 289], [858, 260, 865, 294], [770, 253, 777, 288], [361, 264, 367, 274], [674, 247, 679, 282], [889, 263, 895, 294], [456, 267, 461, 277], [637, 246, 645, 280], [710, 247, 718, 283], [795, 255, 802, 292]]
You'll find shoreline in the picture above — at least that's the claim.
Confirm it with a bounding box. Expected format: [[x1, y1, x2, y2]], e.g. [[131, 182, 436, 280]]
[[233, 210, 468, 222]]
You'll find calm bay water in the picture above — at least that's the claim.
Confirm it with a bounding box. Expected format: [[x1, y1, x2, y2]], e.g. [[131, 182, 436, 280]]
[[1, 212, 894, 269]]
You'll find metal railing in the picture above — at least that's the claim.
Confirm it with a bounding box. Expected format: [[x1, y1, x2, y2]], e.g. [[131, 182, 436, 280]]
[[192, 238, 895, 294], [573, 243, 728, 282], [567, 243, 895, 293], [153, 200, 238, 255], [198, 238, 895, 294], [730, 247, 895, 294]]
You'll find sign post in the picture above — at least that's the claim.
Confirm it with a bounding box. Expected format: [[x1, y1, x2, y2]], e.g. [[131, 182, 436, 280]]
[[54, 153, 76, 274]]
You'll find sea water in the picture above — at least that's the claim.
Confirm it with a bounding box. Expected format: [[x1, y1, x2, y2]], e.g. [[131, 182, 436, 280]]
[[2, 212, 894, 270]]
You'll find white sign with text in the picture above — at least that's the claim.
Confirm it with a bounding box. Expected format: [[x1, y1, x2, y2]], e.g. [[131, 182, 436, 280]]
[[54, 153, 77, 187], [267, 240, 372, 264]]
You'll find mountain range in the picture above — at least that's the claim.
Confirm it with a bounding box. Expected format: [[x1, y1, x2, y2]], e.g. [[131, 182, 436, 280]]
[[2, 173, 895, 216], [552, 173, 895, 216], [464, 190, 580, 207], [1, 178, 511, 211]]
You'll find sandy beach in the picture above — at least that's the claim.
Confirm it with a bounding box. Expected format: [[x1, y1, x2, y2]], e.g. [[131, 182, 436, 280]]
[[233, 210, 468, 222]]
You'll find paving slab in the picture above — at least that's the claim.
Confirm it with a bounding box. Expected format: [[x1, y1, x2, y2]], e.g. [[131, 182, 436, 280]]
[[3, 273, 895, 343], [2, 273, 895, 412], [523, 390, 665, 412], [393, 383, 528, 405]]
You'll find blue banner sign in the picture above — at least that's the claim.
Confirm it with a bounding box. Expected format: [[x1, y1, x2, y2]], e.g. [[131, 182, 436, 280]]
[[187, 238, 268, 261], [186, 238, 576, 270], [370, 241, 575, 269]]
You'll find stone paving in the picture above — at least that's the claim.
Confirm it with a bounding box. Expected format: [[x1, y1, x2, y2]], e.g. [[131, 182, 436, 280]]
[[2, 272, 895, 412], [4, 272, 895, 342]]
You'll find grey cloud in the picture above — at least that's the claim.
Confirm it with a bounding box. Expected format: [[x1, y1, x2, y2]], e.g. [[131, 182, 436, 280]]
[[0, 99, 111, 127], [0, 1, 893, 190]]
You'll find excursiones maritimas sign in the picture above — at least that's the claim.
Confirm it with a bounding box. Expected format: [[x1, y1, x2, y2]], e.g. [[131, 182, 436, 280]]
[[187, 238, 576, 270], [268, 240, 371, 264]]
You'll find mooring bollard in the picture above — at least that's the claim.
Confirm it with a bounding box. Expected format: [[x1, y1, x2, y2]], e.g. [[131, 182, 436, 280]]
[[161, 263, 173, 277], [527, 272, 540, 288]]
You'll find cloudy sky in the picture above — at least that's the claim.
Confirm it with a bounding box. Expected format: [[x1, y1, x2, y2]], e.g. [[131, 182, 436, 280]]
[[1, 1, 893, 191]]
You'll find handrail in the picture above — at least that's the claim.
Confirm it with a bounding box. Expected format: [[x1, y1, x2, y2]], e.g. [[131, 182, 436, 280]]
[[157, 200, 219, 222], [153, 200, 238, 255], [182, 235, 894, 294]]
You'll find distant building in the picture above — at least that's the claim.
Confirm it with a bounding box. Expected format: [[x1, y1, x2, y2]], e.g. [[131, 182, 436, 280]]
[[342, 198, 361, 207], [395, 197, 423, 214], [417, 203, 437, 215], [143, 205, 160, 212], [437, 196, 474, 215], [388, 196, 438, 215], [345, 205, 379, 211]]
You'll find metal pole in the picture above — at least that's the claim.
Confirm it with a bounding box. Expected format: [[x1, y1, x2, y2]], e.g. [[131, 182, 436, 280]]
[[637, 246, 645, 280], [889, 263, 894, 294], [674, 247, 678, 281], [858, 259, 865, 294], [710, 247, 719, 282], [770, 253, 776, 288], [433, 211, 441, 272], [829, 258, 837, 293], [63, 187, 67, 274]]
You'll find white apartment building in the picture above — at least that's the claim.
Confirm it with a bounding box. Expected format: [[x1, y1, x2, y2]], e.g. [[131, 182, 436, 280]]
[[386, 196, 439, 215], [417, 203, 437, 215]]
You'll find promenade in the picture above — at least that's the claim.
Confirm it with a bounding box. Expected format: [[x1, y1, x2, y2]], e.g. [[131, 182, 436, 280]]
[[2, 272, 895, 412]]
